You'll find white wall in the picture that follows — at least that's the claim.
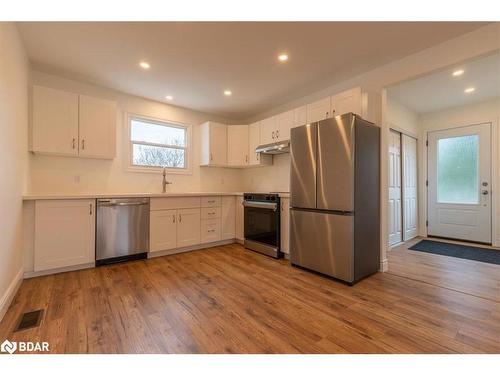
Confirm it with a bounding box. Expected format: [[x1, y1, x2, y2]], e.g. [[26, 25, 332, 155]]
[[417, 98, 500, 244], [244, 154, 290, 192], [28, 70, 246, 195], [386, 97, 419, 137], [0, 23, 29, 320]]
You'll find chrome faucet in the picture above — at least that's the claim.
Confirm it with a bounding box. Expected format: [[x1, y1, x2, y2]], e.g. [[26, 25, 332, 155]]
[[162, 167, 172, 193]]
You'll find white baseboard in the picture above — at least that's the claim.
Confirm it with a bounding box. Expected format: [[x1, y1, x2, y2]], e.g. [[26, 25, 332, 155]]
[[24, 262, 94, 279], [0, 268, 23, 323], [148, 239, 236, 259], [379, 258, 388, 272]]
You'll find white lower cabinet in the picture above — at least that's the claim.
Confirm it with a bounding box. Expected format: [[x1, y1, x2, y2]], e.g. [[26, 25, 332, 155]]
[[235, 195, 244, 241], [150, 196, 239, 254], [34, 199, 95, 272], [280, 197, 290, 255], [150, 207, 201, 252], [176, 208, 201, 247], [150, 209, 177, 252], [201, 219, 221, 243], [221, 196, 236, 240]]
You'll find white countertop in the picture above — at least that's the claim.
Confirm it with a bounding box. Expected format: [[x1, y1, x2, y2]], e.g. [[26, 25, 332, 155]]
[[23, 191, 290, 200]]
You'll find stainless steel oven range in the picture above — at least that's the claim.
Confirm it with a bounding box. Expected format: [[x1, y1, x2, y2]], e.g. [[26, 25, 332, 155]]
[[243, 193, 281, 258]]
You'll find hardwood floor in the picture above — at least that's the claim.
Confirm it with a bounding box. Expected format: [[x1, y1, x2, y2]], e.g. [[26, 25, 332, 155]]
[[388, 237, 500, 302], [0, 243, 499, 353]]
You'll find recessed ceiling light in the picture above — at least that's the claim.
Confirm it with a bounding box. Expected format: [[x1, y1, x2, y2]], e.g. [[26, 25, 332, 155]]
[[224, 90, 232, 96], [139, 61, 150, 69], [165, 95, 173, 101], [278, 53, 289, 62], [464, 87, 476, 94], [452, 69, 464, 76]]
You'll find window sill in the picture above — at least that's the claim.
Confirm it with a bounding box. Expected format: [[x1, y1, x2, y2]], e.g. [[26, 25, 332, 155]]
[[126, 165, 193, 175]]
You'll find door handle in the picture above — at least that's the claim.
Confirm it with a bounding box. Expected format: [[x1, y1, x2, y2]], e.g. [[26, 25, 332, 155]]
[[72, 138, 76, 149], [89, 203, 93, 215], [173, 214, 176, 223], [179, 214, 182, 222]]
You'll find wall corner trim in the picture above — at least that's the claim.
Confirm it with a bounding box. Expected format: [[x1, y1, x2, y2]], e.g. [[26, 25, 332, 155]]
[[0, 268, 23, 323], [379, 258, 389, 272]]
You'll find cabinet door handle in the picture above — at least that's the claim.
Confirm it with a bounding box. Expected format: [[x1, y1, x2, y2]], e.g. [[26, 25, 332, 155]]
[[276, 130, 279, 139], [89, 203, 93, 215], [256, 153, 259, 161], [72, 138, 76, 149], [245, 155, 248, 163], [210, 153, 213, 161], [179, 214, 182, 222], [272, 131, 275, 140], [81, 139, 85, 150], [173, 214, 176, 223]]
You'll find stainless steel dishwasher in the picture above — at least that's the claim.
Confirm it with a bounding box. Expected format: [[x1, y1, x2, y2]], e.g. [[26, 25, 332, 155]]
[[96, 197, 150, 266]]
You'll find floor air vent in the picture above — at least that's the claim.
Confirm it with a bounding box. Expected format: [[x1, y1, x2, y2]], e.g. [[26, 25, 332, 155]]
[[14, 309, 44, 332]]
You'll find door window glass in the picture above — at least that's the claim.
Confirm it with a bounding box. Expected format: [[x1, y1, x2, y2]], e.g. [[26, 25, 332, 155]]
[[437, 135, 479, 204]]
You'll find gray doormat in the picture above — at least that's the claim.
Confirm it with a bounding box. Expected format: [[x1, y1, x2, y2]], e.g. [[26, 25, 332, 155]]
[[409, 239, 500, 265]]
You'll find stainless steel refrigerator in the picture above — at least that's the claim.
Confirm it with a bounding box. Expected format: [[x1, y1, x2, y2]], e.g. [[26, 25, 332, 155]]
[[289, 113, 380, 284]]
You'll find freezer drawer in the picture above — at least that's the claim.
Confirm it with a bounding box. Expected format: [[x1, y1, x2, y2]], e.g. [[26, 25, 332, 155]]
[[290, 209, 354, 282]]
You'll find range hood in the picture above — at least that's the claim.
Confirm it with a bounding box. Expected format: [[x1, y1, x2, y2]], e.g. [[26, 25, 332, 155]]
[[255, 140, 290, 155]]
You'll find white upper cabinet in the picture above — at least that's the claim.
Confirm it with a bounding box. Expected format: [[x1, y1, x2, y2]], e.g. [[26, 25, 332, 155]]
[[331, 87, 362, 118], [331, 87, 381, 124], [260, 116, 277, 145], [248, 122, 272, 166], [200, 121, 227, 166], [293, 105, 307, 127], [32, 86, 79, 157], [32, 85, 116, 159], [227, 125, 249, 166], [248, 121, 261, 165], [307, 96, 332, 123], [78, 95, 117, 159], [276, 109, 294, 141]]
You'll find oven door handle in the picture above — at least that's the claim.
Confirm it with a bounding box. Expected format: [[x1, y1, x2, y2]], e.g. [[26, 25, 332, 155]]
[[243, 201, 278, 211]]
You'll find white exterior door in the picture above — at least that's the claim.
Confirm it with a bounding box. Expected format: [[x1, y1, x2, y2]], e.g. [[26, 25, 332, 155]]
[[428, 123, 492, 243], [388, 130, 402, 245], [402, 135, 418, 241]]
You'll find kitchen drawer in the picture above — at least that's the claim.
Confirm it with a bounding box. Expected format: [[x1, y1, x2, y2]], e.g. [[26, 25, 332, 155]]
[[150, 197, 201, 211], [200, 196, 221, 207], [201, 218, 221, 243], [201, 206, 221, 220]]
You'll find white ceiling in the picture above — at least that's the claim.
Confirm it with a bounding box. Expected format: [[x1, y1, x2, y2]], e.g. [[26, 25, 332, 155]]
[[388, 52, 500, 114], [17, 22, 488, 120]]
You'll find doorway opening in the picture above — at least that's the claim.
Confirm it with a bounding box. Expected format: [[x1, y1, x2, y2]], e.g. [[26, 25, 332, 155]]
[[383, 52, 499, 299]]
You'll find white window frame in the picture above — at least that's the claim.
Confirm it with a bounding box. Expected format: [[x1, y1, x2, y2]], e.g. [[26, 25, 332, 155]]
[[125, 113, 192, 175]]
